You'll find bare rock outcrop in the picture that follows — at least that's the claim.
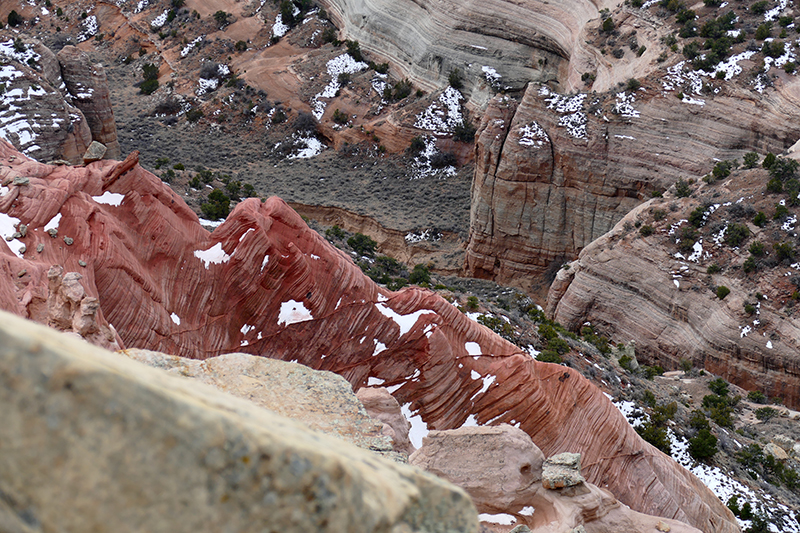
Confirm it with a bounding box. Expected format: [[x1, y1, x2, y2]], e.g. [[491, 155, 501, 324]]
[[465, 83, 800, 296], [123, 349, 400, 460], [57, 45, 121, 160], [357, 386, 413, 456], [319, 0, 620, 106], [0, 33, 92, 163], [0, 139, 738, 532], [0, 310, 478, 533], [410, 425, 702, 533]]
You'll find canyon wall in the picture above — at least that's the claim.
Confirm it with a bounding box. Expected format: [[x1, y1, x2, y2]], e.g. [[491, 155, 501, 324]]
[[0, 140, 737, 532], [319, 0, 618, 106], [465, 82, 800, 296]]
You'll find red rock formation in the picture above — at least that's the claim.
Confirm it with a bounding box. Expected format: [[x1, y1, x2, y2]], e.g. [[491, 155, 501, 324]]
[[57, 46, 121, 160], [0, 139, 737, 532], [465, 83, 800, 296]]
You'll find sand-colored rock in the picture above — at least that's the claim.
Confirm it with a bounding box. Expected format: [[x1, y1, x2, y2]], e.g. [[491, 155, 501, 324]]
[[410, 425, 543, 512], [357, 386, 413, 456], [0, 32, 92, 164], [0, 140, 738, 532], [57, 46, 121, 160], [541, 453, 585, 490], [764, 443, 789, 462], [0, 310, 479, 533], [123, 349, 399, 460], [82, 140, 107, 163], [410, 426, 702, 533], [466, 83, 800, 297]]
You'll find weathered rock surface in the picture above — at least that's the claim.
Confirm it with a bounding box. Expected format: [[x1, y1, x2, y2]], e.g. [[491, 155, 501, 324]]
[[320, 0, 623, 106], [410, 425, 543, 512], [545, 196, 800, 410], [466, 82, 800, 296], [357, 386, 413, 456], [123, 349, 399, 460], [0, 310, 478, 533], [541, 453, 584, 490], [0, 33, 92, 164], [57, 45, 121, 160], [0, 140, 737, 532], [410, 426, 702, 533]]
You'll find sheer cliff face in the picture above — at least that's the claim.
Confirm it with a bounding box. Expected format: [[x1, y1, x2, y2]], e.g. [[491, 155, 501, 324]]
[[0, 140, 737, 533], [465, 83, 800, 295], [319, 0, 613, 106]]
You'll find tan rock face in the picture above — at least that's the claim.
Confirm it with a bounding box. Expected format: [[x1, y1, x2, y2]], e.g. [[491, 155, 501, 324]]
[[357, 386, 413, 456], [545, 198, 800, 410], [466, 84, 800, 296], [0, 140, 737, 533], [410, 426, 703, 533], [410, 424, 543, 512], [0, 310, 478, 533], [0, 33, 92, 164], [123, 349, 399, 460], [57, 46, 121, 160], [319, 0, 617, 106]]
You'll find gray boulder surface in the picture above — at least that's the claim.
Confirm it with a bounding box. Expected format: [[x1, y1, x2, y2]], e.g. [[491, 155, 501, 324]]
[[0, 310, 478, 533]]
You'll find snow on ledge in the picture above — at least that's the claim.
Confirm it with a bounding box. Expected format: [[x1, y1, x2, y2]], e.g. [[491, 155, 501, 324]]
[[193, 242, 231, 269], [277, 299, 314, 327]]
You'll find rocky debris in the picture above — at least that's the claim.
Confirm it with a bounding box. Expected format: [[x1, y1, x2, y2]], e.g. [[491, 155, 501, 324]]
[[0, 139, 738, 533], [0, 310, 478, 533], [466, 84, 800, 297], [410, 424, 543, 511], [57, 46, 121, 160], [0, 32, 92, 163], [357, 386, 413, 456], [46, 265, 120, 350], [764, 443, 789, 462], [410, 425, 702, 533], [82, 141, 107, 163], [122, 349, 402, 461], [541, 452, 585, 490]]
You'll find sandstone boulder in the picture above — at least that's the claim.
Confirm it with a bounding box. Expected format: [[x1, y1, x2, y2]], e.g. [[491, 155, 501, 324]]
[[357, 386, 413, 456], [123, 349, 400, 460], [541, 453, 585, 490], [771, 434, 794, 452], [0, 310, 479, 533], [410, 424, 543, 512], [764, 443, 789, 462], [82, 141, 107, 163]]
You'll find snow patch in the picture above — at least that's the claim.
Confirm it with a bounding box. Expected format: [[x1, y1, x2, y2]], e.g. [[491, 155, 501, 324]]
[[92, 191, 125, 206], [277, 300, 314, 326], [193, 242, 231, 269], [374, 303, 435, 337], [170, 312, 181, 325], [401, 402, 429, 449]]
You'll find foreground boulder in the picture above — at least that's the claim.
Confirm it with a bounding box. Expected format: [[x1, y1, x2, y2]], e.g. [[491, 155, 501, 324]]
[[0, 311, 478, 533], [123, 349, 401, 461], [410, 425, 702, 533]]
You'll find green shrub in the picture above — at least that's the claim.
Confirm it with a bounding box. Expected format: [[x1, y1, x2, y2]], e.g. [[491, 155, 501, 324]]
[[140, 79, 159, 95], [748, 390, 768, 404], [642, 366, 665, 380], [602, 16, 615, 33], [743, 256, 757, 273], [173, 163, 185, 171], [408, 136, 426, 155], [538, 323, 558, 341], [707, 263, 722, 274], [345, 40, 363, 62], [325, 225, 345, 240], [690, 410, 710, 429], [332, 109, 349, 124], [626, 78, 641, 91], [755, 22, 772, 40], [675, 178, 692, 197], [743, 152, 759, 168], [725, 223, 749, 247], [774, 203, 790, 220], [213, 10, 230, 26], [688, 205, 707, 227], [536, 350, 562, 364], [755, 406, 779, 421], [709, 378, 729, 396], [689, 429, 718, 460], [409, 264, 431, 285], [744, 303, 756, 315], [619, 354, 635, 372], [769, 157, 799, 181], [762, 152, 777, 169], [7, 10, 23, 27], [234, 40, 247, 52], [448, 68, 463, 90], [453, 118, 477, 143], [466, 295, 479, 311], [639, 225, 654, 236], [762, 40, 785, 58], [716, 286, 730, 299], [750, 0, 769, 14], [347, 233, 377, 257], [200, 189, 230, 220], [753, 211, 767, 227], [749, 241, 765, 256], [774, 241, 795, 262]]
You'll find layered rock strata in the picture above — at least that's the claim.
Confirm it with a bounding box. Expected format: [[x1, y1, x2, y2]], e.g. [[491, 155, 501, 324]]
[[545, 198, 800, 409], [465, 83, 800, 295], [0, 140, 737, 532], [57, 45, 121, 160], [0, 310, 478, 533], [319, 0, 619, 106], [0, 33, 92, 163]]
